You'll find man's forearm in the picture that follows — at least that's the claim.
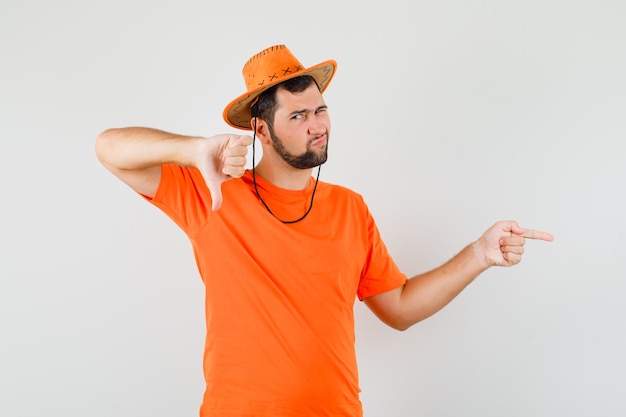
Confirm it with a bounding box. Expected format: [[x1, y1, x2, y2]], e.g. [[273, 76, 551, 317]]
[[398, 242, 489, 328], [95, 126, 201, 171]]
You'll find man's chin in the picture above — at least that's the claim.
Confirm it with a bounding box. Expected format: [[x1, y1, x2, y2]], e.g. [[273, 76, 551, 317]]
[[284, 149, 328, 169]]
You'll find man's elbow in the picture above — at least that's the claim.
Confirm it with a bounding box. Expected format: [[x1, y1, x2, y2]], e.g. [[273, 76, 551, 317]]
[[387, 317, 416, 332], [95, 128, 128, 171], [95, 129, 115, 163], [376, 307, 435, 331], [364, 290, 419, 332], [95, 130, 108, 164], [376, 313, 418, 332]]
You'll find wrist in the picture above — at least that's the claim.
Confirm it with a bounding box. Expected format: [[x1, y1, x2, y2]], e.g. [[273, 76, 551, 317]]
[[173, 135, 206, 169], [469, 239, 492, 271]]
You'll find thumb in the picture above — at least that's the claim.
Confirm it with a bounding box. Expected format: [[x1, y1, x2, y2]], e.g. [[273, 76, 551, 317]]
[[509, 221, 525, 236], [206, 178, 224, 211], [203, 133, 251, 211]]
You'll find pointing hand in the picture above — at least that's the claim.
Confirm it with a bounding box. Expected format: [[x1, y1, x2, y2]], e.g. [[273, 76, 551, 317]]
[[477, 221, 554, 267]]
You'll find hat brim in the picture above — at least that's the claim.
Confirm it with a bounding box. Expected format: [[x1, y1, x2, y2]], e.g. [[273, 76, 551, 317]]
[[223, 60, 337, 130]]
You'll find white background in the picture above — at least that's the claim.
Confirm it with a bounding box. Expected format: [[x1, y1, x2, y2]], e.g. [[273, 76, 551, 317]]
[[1, 0, 625, 416]]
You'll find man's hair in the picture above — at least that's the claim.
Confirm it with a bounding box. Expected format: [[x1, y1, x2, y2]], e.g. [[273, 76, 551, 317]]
[[250, 75, 319, 130]]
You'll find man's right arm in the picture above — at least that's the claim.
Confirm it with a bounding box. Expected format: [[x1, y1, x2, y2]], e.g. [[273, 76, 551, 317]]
[[95, 127, 205, 198], [95, 127, 252, 209]]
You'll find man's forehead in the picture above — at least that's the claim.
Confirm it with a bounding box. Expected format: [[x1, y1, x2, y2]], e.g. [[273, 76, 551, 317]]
[[275, 85, 326, 111]]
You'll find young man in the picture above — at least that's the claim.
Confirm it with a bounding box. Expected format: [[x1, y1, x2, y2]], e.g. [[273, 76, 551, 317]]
[[96, 44, 553, 416]]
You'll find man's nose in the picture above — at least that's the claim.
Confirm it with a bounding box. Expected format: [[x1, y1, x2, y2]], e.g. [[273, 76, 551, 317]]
[[309, 118, 326, 135]]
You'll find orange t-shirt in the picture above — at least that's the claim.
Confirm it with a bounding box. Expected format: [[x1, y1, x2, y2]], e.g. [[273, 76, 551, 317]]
[[149, 165, 407, 417]]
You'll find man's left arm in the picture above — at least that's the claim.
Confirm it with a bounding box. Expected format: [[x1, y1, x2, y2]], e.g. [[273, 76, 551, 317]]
[[364, 221, 554, 331]]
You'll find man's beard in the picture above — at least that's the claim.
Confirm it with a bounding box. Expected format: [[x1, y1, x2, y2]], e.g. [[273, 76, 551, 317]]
[[268, 126, 328, 169]]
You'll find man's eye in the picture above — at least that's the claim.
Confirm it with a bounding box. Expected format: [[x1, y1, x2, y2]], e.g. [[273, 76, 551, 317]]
[[292, 114, 303, 120]]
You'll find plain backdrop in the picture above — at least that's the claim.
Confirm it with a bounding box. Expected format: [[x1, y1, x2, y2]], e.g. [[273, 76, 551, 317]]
[[1, 0, 625, 416]]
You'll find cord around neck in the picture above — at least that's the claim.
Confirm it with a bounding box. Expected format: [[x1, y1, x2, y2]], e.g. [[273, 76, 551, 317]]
[[251, 121, 320, 224]]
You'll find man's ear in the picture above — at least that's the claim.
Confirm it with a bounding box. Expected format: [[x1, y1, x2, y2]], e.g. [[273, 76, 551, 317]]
[[251, 117, 271, 145]]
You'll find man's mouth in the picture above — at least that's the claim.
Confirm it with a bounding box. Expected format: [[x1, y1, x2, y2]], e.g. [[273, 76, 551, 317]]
[[311, 134, 327, 147]]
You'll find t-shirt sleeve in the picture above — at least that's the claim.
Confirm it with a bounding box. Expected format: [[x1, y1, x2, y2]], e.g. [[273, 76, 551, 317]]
[[356, 206, 408, 300], [144, 163, 212, 237]]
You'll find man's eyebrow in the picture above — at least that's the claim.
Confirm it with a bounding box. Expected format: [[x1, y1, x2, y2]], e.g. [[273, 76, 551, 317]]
[[288, 105, 328, 117]]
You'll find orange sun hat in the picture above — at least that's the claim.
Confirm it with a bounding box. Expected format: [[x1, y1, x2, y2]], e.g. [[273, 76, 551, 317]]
[[223, 45, 337, 130]]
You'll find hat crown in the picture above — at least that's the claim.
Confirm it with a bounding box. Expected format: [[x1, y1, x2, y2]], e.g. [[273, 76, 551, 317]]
[[242, 45, 304, 92]]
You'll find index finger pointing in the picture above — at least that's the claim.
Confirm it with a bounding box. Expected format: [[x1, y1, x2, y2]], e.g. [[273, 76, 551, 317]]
[[522, 228, 554, 242]]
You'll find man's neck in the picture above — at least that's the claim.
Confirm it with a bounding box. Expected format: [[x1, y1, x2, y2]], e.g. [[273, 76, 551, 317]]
[[254, 158, 313, 190]]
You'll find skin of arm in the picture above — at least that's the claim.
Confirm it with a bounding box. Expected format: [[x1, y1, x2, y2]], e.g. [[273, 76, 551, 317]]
[[95, 127, 252, 209], [364, 221, 554, 331]]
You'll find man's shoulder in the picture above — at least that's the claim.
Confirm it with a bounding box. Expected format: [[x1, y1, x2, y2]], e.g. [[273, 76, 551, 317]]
[[320, 180, 359, 194], [318, 180, 367, 205]]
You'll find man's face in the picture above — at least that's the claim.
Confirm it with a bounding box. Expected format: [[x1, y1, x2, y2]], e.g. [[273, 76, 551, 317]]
[[267, 84, 331, 169]]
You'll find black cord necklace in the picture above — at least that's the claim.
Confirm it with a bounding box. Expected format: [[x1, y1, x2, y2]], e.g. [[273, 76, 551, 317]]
[[251, 127, 320, 224]]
